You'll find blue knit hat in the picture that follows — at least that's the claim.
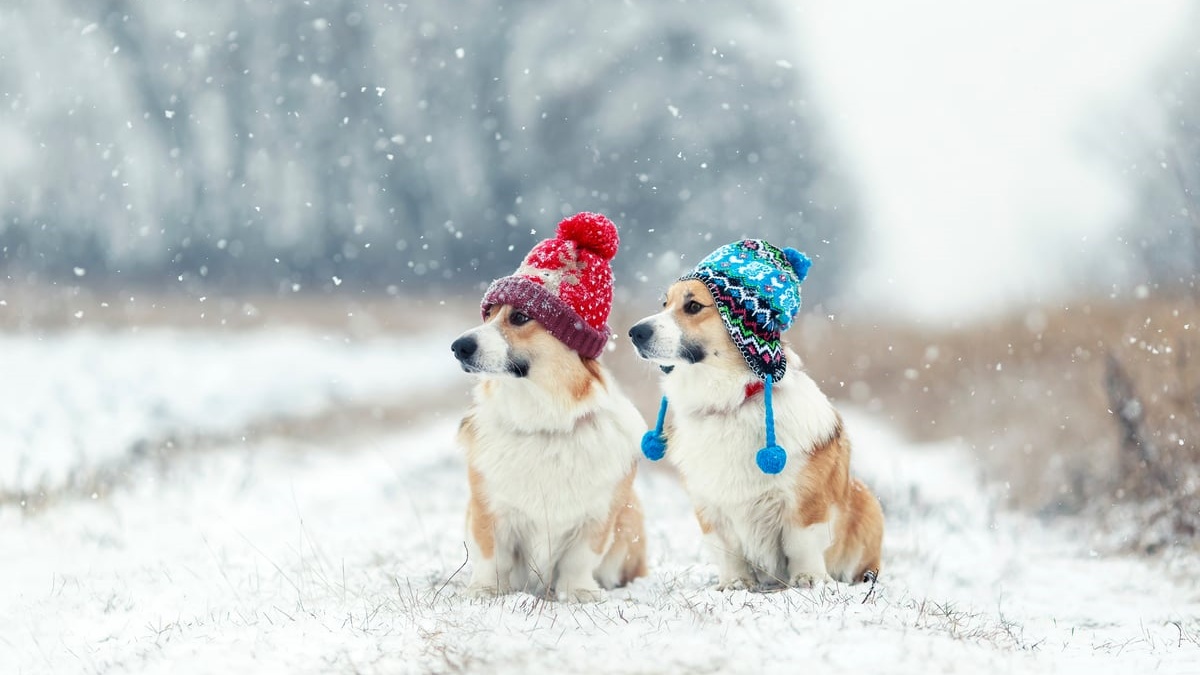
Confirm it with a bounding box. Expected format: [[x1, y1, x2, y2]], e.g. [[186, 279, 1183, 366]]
[[642, 240, 811, 475]]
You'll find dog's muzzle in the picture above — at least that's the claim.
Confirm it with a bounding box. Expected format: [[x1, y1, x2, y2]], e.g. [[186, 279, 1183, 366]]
[[628, 322, 654, 352], [451, 333, 529, 377], [451, 335, 478, 364]]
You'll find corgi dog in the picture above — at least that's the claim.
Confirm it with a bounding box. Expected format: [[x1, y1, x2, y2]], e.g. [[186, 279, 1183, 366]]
[[450, 212, 647, 602], [629, 241, 882, 590]]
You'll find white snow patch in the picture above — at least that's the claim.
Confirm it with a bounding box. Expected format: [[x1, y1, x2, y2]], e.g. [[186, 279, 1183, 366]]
[[2, 397, 1196, 673], [0, 329, 457, 494]]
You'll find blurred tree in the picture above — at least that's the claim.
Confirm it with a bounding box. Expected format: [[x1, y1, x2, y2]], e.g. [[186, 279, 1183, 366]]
[[1117, 9, 1200, 296], [0, 0, 858, 302]]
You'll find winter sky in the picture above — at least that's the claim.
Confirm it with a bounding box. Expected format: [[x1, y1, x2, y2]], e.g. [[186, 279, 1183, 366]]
[[792, 0, 1188, 321]]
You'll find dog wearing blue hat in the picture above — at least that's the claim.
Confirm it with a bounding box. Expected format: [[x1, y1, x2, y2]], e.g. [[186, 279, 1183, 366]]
[[629, 239, 883, 590]]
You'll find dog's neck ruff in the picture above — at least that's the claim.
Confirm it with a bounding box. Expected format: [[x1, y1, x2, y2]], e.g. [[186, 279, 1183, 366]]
[[683, 379, 766, 418], [641, 374, 787, 475], [693, 379, 764, 416], [477, 376, 598, 435], [662, 363, 767, 416]]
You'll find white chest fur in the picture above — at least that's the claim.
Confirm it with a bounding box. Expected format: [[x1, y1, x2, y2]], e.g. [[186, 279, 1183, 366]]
[[661, 358, 839, 577], [662, 361, 836, 498], [469, 377, 641, 535]]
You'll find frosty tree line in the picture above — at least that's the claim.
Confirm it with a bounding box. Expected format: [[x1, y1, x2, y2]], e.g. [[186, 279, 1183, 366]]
[[0, 0, 1195, 299]]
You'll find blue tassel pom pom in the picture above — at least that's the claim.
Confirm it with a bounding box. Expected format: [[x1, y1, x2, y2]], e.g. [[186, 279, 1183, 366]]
[[642, 430, 667, 461], [783, 247, 811, 284], [643, 396, 670, 461], [755, 444, 787, 474], [755, 378, 786, 474]]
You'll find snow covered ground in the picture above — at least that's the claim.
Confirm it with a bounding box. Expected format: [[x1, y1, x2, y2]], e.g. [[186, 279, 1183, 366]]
[[3, 328, 1198, 674], [1, 328, 447, 495]]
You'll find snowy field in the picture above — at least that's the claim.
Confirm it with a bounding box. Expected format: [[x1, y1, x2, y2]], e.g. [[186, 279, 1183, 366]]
[[3, 328, 1198, 674], [0, 329, 449, 495]]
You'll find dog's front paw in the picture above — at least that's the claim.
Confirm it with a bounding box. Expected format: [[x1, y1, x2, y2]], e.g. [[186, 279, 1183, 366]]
[[466, 584, 505, 599], [558, 586, 607, 603], [789, 573, 819, 589], [788, 572, 833, 590], [716, 577, 755, 592]]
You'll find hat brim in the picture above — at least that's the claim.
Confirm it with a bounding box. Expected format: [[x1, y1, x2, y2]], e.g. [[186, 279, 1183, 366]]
[[481, 275, 610, 360]]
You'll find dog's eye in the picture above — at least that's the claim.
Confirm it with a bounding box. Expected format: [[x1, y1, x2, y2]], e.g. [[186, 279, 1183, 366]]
[[509, 311, 532, 326], [683, 300, 704, 315]]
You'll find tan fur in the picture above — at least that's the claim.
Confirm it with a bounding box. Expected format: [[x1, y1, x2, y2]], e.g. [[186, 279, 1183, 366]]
[[792, 418, 847, 529], [674, 280, 744, 367], [472, 307, 603, 410], [791, 419, 884, 581], [576, 358, 605, 402], [496, 308, 608, 409], [591, 466, 636, 553], [459, 415, 494, 559], [463, 429, 496, 560], [593, 465, 648, 585], [826, 478, 884, 581]]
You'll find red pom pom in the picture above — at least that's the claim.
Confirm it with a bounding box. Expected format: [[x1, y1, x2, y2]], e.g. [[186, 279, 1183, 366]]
[[556, 212, 619, 261]]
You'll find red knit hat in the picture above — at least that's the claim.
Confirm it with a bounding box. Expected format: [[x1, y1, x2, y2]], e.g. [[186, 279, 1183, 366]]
[[481, 212, 619, 359]]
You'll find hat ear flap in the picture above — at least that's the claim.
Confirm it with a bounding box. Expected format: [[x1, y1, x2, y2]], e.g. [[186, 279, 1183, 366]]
[[783, 248, 811, 283]]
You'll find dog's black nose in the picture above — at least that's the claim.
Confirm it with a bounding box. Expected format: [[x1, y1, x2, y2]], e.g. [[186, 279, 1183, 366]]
[[628, 322, 654, 347], [451, 336, 477, 361]]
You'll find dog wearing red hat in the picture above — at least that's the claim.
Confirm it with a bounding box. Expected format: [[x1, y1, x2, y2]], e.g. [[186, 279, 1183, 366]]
[[451, 213, 647, 602]]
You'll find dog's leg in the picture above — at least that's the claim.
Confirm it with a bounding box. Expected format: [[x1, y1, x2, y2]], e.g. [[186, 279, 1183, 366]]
[[707, 531, 755, 591], [594, 469, 647, 589], [782, 521, 833, 588], [696, 511, 755, 591], [592, 528, 623, 590], [465, 493, 513, 598], [553, 528, 607, 603], [517, 534, 558, 597], [595, 496, 648, 589], [465, 539, 507, 598]]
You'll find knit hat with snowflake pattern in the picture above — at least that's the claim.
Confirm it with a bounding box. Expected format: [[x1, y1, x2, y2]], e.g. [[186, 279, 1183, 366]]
[[480, 212, 619, 359], [642, 239, 812, 474], [684, 239, 811, 382]]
